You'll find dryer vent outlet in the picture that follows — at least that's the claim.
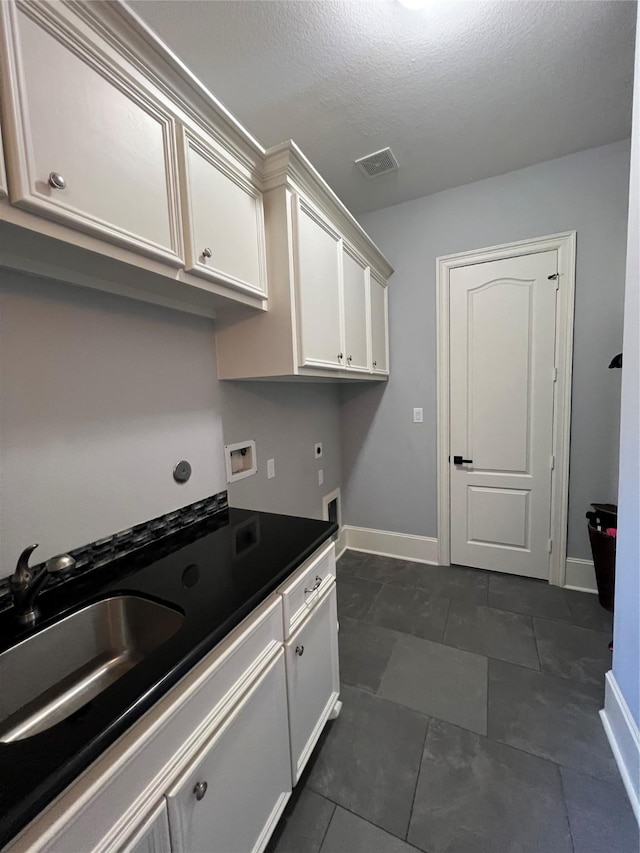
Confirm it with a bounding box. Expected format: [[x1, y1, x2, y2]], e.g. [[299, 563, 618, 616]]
[[355, 147, 399, 179]]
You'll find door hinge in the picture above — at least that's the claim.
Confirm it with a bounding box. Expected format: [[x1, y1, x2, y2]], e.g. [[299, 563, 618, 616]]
[[548, 538, 553, 554], [550, 454, 555, 470]]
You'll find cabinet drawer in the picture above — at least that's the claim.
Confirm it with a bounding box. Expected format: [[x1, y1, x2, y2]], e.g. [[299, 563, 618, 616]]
[[7, 595, 283, 853], [277, 541, 335, 639]]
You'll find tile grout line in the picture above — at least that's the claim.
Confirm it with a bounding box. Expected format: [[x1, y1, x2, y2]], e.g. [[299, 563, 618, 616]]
[[530, 614, 543, 671], [315, 798, 337, 853], [405, 715, 432, 844], [439, 595, 454, 645], [556, 760, 577, 853], [361, 580, 385, 622], [309, 789, 425, 852]]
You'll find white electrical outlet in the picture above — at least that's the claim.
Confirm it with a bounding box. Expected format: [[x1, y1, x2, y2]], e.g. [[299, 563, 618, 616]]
[[318, 468, 324, 486], [413, 408, 424, 423], [315, 442, 323, 459], [267, 458, 275, 479]]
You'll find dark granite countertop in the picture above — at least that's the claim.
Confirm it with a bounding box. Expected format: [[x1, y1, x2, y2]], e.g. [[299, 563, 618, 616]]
[[0, 507, 337, 848]]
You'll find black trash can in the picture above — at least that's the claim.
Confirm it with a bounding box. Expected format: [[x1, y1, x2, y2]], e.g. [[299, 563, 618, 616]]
[[586, 503, 617, 612]]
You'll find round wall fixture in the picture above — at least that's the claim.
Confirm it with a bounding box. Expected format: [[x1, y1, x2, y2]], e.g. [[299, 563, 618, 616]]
[[173, 460, 192, 483]]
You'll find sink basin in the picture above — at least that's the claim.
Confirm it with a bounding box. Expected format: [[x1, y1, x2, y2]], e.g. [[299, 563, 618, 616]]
[[0, 595, 184, 742]]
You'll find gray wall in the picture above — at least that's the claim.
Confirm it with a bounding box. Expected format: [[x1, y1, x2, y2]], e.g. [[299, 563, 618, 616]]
[[222, 382, 341, 520], [343, 140, 630, 560], [613, 14, 639, 728], [0, 271, 340, 577]]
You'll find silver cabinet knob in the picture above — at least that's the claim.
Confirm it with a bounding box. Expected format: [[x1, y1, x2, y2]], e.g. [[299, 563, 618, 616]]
[[193, 781, 208, 801], [337, 353, 343, 360], [202, 247, 212, 259], [347, 355, 353, 363], [48, 172, 66, 190], [295, 645, 304, 656], [373, 360, 377, 368]]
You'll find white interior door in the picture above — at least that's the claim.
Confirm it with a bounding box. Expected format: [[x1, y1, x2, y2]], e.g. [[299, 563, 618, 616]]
[[449, 251, 558, 579]]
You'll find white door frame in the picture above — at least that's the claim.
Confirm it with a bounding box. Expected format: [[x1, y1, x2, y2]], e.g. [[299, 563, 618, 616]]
[[436, 231, 577, 586]]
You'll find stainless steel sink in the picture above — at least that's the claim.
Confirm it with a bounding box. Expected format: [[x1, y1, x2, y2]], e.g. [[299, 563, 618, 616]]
[[0, 595, 184, 742]]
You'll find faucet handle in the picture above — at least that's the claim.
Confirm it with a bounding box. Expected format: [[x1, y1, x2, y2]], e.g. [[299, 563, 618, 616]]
[[45, 554, 75, 574], [13, 544, 39, 584]]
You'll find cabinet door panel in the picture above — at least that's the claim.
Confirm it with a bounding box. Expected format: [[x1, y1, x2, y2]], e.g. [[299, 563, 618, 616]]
[[3, 4, 182, 264], [285, 585, 340, 783], [342, 247, 369, 371], [166, 652, 291, 853], [181, 129, 267, 296], [294, 196, 343, 369], [119, 801, 171, 853], [370, 273, 389, 374]]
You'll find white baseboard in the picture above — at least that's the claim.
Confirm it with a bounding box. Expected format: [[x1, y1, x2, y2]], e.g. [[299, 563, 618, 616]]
[[600, 671, 640, 825], [338, 531, 599, 592], [564, 557, 597, 593], [335, 527, 348, 560], [339, 525, 439, 565]]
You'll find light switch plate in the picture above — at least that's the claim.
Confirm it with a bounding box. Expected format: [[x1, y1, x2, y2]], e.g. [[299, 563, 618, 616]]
[[267, 458, 275, 479], [318, 468, 324, 486], [413, 408, 424, 423]]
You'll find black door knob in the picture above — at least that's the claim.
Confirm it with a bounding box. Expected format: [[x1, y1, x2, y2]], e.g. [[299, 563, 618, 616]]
[[453, 455, 473, 465]]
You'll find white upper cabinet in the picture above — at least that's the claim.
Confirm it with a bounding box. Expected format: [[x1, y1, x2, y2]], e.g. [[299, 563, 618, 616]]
[[294, 195, 344, 370], [0, 3, 391, 345], [342, 245, 370, 372], [370, 271, 389, 375], [178, 127, 267, 297], [0, 2, 183, 265]]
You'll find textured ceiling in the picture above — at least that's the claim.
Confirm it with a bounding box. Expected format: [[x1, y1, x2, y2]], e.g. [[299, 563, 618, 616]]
[[130, 0, 637, 214]]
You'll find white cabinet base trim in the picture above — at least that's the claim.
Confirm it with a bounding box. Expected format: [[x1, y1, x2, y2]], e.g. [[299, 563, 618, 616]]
[[340, 526, 438, 565], [600, 671, 640, 825], [564, 558, 598, 594]]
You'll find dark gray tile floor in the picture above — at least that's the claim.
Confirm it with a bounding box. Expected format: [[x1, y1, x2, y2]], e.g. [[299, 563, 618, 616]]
[[268, 552, 638, 853]]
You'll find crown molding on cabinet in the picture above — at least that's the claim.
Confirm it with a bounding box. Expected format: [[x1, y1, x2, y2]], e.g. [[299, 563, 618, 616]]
[[263, 141, 393, 280]]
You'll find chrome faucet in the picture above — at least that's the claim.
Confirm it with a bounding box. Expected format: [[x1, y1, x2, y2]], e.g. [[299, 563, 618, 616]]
[[10, 544, 75, 626]]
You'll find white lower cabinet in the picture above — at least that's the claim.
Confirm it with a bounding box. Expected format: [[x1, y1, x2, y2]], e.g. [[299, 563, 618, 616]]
[[119, 802, 171, 853], [6, 544, 340, 853], [284, 585, 340, 784], [165, 650, 291, 853]]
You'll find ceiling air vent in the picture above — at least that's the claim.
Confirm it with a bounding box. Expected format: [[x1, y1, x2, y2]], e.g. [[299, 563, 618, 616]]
[[355, 147, 399, 180]]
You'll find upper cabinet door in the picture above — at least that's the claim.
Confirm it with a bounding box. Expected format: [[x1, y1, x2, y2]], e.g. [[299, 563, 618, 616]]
[[342, 245, 370, 372], [293, 196, 343, 370], [0, 2, 183, 265], [370, 271, 389, 374], [178, 127, 267, 297]]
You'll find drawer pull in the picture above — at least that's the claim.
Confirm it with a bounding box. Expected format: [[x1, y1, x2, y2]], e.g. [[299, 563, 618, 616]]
[[304, 576, 322, 594], [201, 247, 213, 259], [193, 781, 208, 801], [295, 645, 304, 656], [48, 171, 66, 190]]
